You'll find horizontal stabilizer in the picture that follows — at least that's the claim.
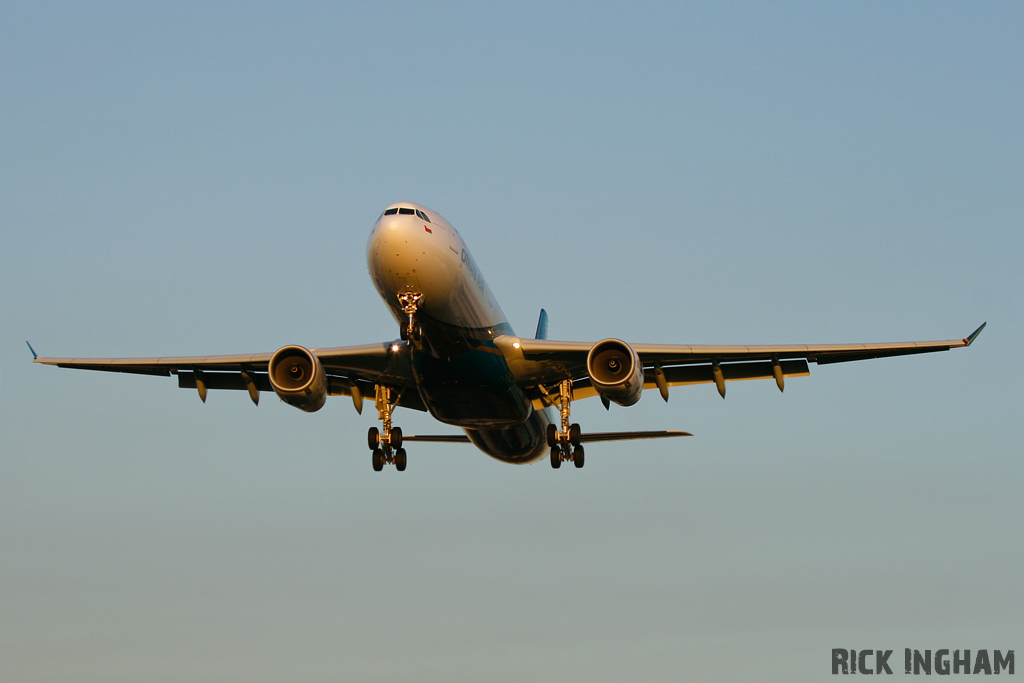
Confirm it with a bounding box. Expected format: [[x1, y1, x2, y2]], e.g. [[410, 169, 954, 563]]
[[402, 434, 471, 443], [580, 430, 691, 442], [402, 430, 691, 444]]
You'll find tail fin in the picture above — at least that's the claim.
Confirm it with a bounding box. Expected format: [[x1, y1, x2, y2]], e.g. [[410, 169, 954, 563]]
[[535, 309, 549, 340]]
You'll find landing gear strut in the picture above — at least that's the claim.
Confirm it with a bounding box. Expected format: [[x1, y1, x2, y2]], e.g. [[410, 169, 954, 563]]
[[397, 291, 423, 342], [548, 379, 585, 469], [369, 384, 407, 471]]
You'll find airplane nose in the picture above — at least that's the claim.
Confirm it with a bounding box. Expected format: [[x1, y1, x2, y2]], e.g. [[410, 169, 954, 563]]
[[370, 216, 424, 264], [367, 213, 455, 307]]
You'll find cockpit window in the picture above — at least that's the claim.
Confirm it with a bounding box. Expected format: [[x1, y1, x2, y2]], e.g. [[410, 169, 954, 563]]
[[383, 208, 398, 215], [415, 210, 431, 222], [398, 207, 415, 215]]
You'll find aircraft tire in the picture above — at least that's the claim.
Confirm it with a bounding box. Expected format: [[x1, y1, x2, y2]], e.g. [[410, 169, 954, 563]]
[[569, 423, 581, 447], [401, 323, 421, 342], [395, 448, 407, 472], [550, 446, 561, 469], [546, 423, 557, 447], [368, 427, 380, 450], [372, 448, 384, 471], [573, 445, 585, 468], [391, 426, 403, 449]]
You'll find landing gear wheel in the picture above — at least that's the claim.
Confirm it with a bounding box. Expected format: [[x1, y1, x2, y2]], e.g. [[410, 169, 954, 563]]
[[368, 427, 380, 450], [573, 445, 585, 468], [550, 446, 562, 469], [391, 426, 403, 449], [546, 423, 557, 448], [372, 448, 384, 471], [395, 448, 407, 471], [569, 423, 581, 447], [400, 322, 421, 342]]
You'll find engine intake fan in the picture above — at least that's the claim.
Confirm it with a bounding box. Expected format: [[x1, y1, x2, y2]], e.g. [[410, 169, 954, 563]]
[[586, 338, 643, 406], [268, 345, 327, 412]]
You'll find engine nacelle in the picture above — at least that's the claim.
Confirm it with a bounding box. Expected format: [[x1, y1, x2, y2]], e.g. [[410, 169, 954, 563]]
[[268, 345, 327, 412], [586, 339, 643, 407]]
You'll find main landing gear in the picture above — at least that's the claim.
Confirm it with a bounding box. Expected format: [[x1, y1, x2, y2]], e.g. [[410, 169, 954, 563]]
[[369, 385, 407, 471], [547, 380, 584, 469]]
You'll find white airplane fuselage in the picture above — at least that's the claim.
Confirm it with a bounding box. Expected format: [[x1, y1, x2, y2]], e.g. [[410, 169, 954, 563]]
[[367, 202, 553, 463]]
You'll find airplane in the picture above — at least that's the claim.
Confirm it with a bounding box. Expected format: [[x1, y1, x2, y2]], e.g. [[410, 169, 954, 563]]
[[32, 202, 986, 471]]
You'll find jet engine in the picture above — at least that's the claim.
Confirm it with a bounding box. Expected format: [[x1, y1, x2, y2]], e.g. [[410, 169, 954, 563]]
[[586, 339, 643, 406], [268, 345, 327, 412]]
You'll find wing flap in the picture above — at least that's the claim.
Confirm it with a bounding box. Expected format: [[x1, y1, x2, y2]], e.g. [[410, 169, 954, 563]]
[[657, 359, 809, 386], [48, 362, 174, 377], [172, 370, 426, 410], [178, 371, 272, 392]]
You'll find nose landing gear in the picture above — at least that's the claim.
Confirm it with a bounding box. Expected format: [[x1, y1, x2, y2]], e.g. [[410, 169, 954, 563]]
[[397, 291, 424, 342], [368, 384, 407, 471], [547, 380, 585, 469]]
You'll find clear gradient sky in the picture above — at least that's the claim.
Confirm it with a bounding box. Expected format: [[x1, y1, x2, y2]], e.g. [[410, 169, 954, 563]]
[[2, 3, 1022, 681]]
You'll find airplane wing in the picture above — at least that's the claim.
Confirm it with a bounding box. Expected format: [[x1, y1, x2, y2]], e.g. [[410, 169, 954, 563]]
[[31, 323, 986, 409], [508, 322, 986, 401], [31, 342, 426, 411]]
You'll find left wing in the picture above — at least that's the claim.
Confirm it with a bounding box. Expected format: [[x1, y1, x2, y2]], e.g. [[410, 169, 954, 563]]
[[500, 323, 986, 401]]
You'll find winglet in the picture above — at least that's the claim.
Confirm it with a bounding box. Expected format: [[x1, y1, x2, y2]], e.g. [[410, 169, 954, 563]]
[[26, 341, 38, 360], [964, 322, 987, 346]]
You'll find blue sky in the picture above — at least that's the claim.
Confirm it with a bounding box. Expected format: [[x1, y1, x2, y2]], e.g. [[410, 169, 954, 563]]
[[2, 3, 1022, 681]]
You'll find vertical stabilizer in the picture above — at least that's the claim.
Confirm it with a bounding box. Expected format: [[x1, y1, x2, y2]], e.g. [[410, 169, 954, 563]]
[[535, 309, 549, 340]]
